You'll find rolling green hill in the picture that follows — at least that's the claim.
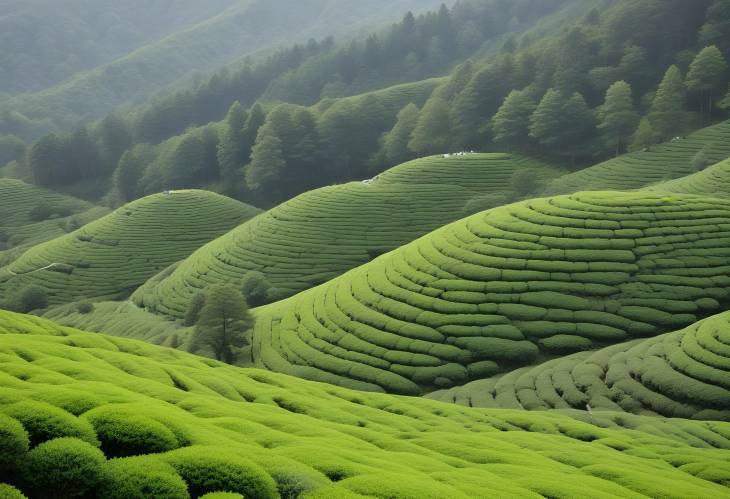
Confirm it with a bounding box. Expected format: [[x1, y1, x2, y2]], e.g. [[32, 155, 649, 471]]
[[649, 156, 730, 198], [0, 190, 260, 307], [0, 179, 110, 266], [428, 309, 730, 421], [1, 309, 730, 498], [545, 121, 730, 195], [252, 191, 730, 395], [133, 154, 565, 318]]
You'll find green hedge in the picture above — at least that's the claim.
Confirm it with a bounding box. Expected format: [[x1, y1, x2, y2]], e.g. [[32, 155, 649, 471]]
[[98, 457, 189, 499]]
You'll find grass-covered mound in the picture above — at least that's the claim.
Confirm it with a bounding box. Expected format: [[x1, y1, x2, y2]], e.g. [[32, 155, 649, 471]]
[[1, 309, 730, 498], [0, 190, 260, 307], [0, 179, 109, 265], [649, 156, 730, 198], [253, 191, 730, 395], [545, 120, 730, 195], [428, 310, 730, 421], [133, 153, 564, 318]]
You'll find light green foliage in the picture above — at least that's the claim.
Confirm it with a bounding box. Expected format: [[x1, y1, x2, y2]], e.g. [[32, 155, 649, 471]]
[[253, 191, 730, 394], [134, 154, 565, 319], [547, 120, 730, 194], [0, 190, 260, 307], [1, 309, 730, 498], [628, 118, 658, 152], [21, 437, 106, 498], [687, 45, 729, 116], [245, 125, 286, 197], [381, 103, 420, 165], [408, 96, 452, 155], [0, 484, 27, 499], [430, 310, 730, 422]]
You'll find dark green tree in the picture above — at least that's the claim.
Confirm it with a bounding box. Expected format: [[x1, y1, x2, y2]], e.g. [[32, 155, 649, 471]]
[[649, 65, 691, 141], [529, 89, 564, 146], [245, 125, 286, 203], [189, 285, 253, 364], [28, 133, 63, 186], [686, 45, 729, 122], [184, 292, 206, 327], [114, 144, 155, 202], [241, 271, 272, 308], [382, 103, 420, 165], [216, 101, 249, 192], [492, 89, 536, 148], [409, 96, 451, 155], [598, 81, 639, 156], [98, 114, 132, 174]]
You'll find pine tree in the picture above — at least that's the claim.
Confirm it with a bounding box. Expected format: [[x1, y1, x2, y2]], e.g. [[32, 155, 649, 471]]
[[408, 96, 452, 155], [492, 89, 536, 148], [245, 125, 286, 203], [189, 285, 253, 364], [598, 81, 639, 156], [686, 45, 729, 122], [216, 101, 248, 192], [382, 103, 420, 165], [649, 65, 690, 140]]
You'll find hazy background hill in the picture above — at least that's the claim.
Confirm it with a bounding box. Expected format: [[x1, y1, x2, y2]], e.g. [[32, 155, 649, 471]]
[[0, 0, 444, 140]]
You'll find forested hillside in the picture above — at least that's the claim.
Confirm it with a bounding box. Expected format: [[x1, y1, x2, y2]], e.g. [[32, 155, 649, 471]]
[[0, 0, 443, 142]]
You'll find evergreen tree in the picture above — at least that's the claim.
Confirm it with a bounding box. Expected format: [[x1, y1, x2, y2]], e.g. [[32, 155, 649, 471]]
[[114, 144, 155, 202], [382, 103, 420, 165], [216, 101, 249, 192], [686, 45, 729, 121], [629, 118, 659, 152], [189, 285, 253, 364], [649, 65, 690, 140], [529, 89, 564, 146], [451, 65, 506, 148], [242, 104, 267, 161], [245, 125, 286, 203], [287, 108, 323, 194], [598, 81, 639, 156], [28, 133, 63, 186], [98, 114, 132, 174], [409, 96, 452, 155], [492, 89, 536, 148]]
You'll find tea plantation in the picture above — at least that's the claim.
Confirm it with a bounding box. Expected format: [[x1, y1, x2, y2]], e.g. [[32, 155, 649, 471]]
[[545, 120, 730, 195], [1, 309, 730, 498], [253, 191, 730, 394], [650, 156, 730, 198], [133, 154, 564, 318], [428, 309, 730, 421], [0, 191, 260, 307], [0, 179, 110, 265]]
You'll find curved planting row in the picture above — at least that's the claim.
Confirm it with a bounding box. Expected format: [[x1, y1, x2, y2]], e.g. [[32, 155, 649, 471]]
[[0, 179, 92, 228], [0, 190, 260, 306], [546, 120, 730, 195], [133, 153, 564, 318], [428, 310, 730, 421], [253, 191, 730, 395], [1, 309, 730, 498], [650, 157, 730, 198]]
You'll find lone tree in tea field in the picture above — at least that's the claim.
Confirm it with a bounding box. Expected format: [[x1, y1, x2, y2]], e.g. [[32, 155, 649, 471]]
[[189, 284, 253, 364]]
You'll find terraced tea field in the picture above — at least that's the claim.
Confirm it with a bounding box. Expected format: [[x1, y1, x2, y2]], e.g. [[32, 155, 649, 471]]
[[546, 120, 730, 194], [428, 310, 730, 421], [1, 309, 730, 498], [0, 179, 110, 265], [0, 191, 260, 307], [650, 156, 730, 198], [133, 154, 565, 318], [253, 191, 730, 394]]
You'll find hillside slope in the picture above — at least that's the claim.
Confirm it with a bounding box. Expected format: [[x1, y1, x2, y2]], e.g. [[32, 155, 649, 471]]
[[428, 310, 730, 421], [545, 121, 730, 195], [133, 154, 565, 318], [0, 179, 110, 266], [1, 309, 729, 498], [3, 0, 442, 138], [252, 191, 730, 395], [649, 156, 730, 198], [0, 190, 260, 306]]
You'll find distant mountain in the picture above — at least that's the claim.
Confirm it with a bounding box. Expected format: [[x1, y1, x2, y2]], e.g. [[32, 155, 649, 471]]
[[0, 0, 444, 140]]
